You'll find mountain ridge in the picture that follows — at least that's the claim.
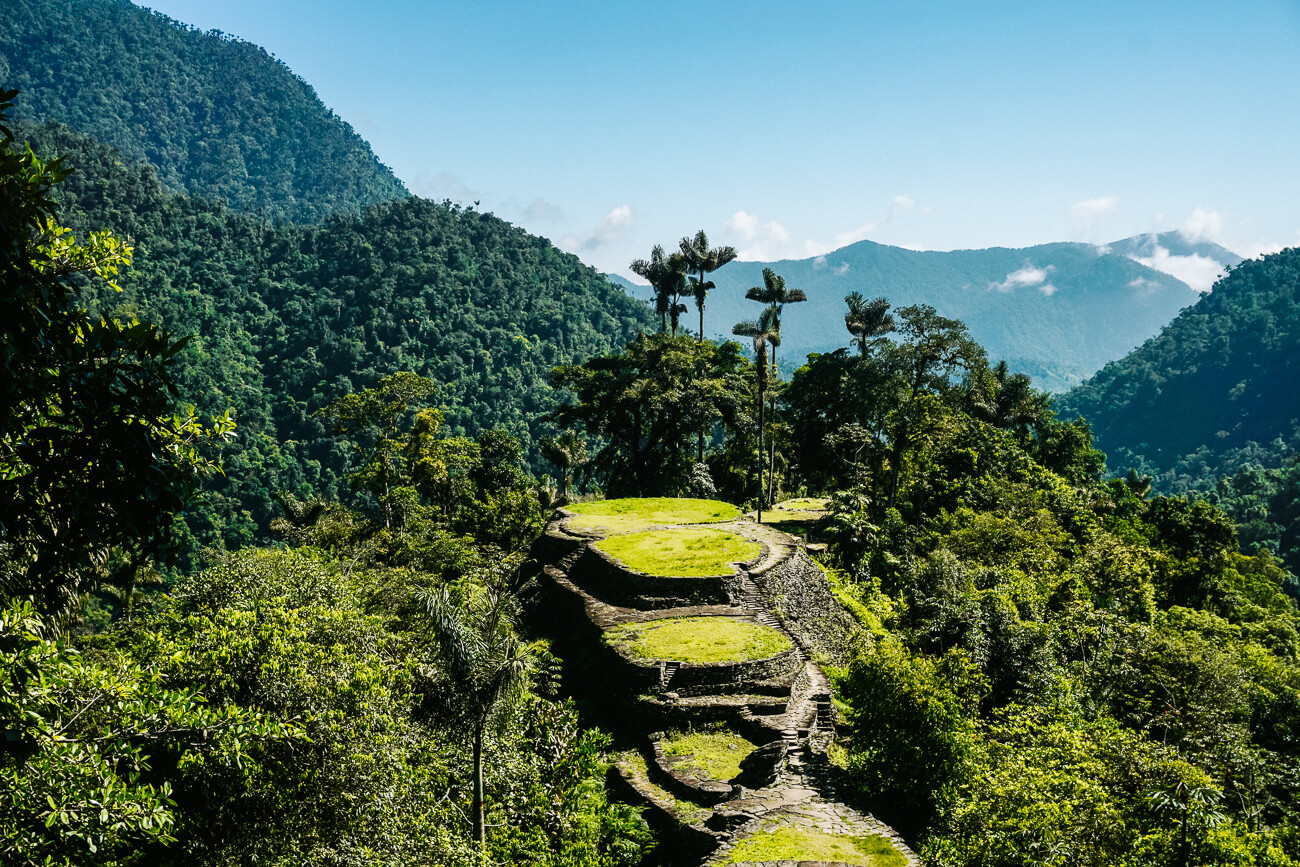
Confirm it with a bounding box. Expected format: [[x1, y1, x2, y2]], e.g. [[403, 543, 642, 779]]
[[613, 232, 1235, 391], [1, 0, 408, 222]]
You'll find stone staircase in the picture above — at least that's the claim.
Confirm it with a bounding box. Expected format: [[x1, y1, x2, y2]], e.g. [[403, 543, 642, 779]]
[[531, 510, 918, 867]]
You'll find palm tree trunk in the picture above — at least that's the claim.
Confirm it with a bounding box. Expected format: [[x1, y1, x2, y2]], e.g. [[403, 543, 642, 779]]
[[473, 724, 486, 848], [757, 388, 765, 524]]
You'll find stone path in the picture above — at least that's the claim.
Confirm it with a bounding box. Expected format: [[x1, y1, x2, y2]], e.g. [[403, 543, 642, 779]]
[[535, 505, 917, 867]]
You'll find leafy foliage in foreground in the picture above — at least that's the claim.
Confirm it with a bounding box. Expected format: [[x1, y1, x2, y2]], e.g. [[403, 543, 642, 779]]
[[802, 333, 1300, 864], [14, 119, 653, 565], [1, 0, 408, 222]]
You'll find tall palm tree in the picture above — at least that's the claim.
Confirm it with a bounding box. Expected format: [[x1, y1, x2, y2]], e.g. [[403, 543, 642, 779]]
[[679, 229, 738, 342], [844, 291, 895, 357], [733, 307, 780, 522], [745, 269, 805, 504], [420, 583, 535, 849], [745, 267, 806, 381], [630, 245, 688, 335]]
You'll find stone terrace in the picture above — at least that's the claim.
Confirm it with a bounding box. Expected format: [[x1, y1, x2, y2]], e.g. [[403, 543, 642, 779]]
[[527, 498, 919, 867]]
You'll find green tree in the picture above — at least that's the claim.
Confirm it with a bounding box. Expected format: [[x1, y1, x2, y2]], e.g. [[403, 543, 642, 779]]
[[0, 89, 232, 621], [733, 308, 781, 519], [539, 430, 588, 500], [844, 291, 895, 357], [420, 581, 535, 849], [551, 333, 751, 497], [745, 267, 806, 502], [314, 371, 437, 530], [678, 229, 738, 343], [629, 244, 688, 335]]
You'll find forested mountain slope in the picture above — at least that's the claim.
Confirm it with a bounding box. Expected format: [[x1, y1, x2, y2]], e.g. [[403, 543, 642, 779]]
[[1059, 247, 1300, 572], [1, 0, 408, 221], [22, 120, 654, 558], [690, 238, 1207, 391], [1060, 247, 1300, 476]]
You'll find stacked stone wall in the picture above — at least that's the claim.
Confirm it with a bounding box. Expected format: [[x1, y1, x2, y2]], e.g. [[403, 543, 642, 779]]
[[749, 549, 856, 665]]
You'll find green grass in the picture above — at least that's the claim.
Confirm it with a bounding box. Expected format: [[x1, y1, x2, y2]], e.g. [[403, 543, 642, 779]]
[[614, 749, 712, 825], [661, 729, 756, 782], [565, 497, 740, 535], [775, 497, 830, 512], [722, 825, 907, 866], [594, 527, 761, 577], [606, 616, 791, 664]]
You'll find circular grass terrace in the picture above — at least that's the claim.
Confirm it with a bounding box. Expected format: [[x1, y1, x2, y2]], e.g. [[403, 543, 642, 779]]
[[721, 826, 907, 867], [593, 527, 761, 577], [661, 729, 757, 783], [605, 616, 791, 664], [564, 497, 740, 536]]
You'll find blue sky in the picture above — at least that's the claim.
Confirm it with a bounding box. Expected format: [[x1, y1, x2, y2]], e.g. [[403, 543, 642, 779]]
[[138, 0, 1300, 281]]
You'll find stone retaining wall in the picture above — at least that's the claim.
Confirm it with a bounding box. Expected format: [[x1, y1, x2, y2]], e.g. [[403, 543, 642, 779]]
[[748, 548, 857, 665], [613, 647, 802, 698], [570, 544, 744, 609]]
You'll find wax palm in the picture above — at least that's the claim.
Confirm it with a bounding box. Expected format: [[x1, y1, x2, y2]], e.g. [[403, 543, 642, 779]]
[[733, 307, 781, 521], [745, 267, 806, 376], [630, 245, 688, 335], [680, 229, 738, 342], [844, 291, 895, 356]]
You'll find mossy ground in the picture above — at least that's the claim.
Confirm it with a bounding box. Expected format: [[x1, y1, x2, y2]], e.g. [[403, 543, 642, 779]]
[[594, 527, 760, 577], [565, 497, 740, 535], [661, 729, 756, 782], [614, 749, 712, 825], [606, 616, 791, 664], [722, 825, 907, 866]]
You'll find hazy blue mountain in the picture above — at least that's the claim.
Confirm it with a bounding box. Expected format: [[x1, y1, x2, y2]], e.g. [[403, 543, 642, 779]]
[[631, 237, 1213, 391], [1105, 230, 1244, 267], [1, 0, 408, 222]]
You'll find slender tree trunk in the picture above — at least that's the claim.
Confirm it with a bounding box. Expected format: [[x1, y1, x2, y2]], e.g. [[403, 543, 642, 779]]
[[473, 725, 486, 848], [757, 387, 765, 524]]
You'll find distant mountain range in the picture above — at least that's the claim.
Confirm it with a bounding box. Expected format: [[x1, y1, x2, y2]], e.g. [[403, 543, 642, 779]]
[[611, 232, 1239, 392]]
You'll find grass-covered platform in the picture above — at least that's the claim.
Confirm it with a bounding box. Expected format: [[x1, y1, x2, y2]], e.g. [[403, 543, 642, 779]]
[[594, 527, 761, 577], [564, 497, 740, 536], [660, 729, 757, 783], [721, 826, 907, 866], [605, 616, 791, 664]]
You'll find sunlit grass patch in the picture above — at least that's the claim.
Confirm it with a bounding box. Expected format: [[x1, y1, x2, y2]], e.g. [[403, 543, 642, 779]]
[[775, 497, 830, 512], [661, 729, 756, 782], [722, 825, 907, 866], [565, 497, 740, 535], [614, 749, 712, 825], [606, 616, 791, 664], [594, 527, 760, 576]]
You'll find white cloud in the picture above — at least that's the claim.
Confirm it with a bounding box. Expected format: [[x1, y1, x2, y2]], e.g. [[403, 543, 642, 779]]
[[812, 255, 829, 270], [990, 264, 1055, 293], [1070, 196, 1119, 240], [1241, 240, 1286, 259], [562, 205, 633, 252], [1180, 208, 1223, 243], [523, 197, 563, 223], [410, 171, 480, 203], [833, 193, 916, 247], [1129, 277, 1162, 296], [1129, 244, 1225, 292], [835, 262, 851, 276], [1038, 283, 1059, 296], [724, 210, 793, 260]]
